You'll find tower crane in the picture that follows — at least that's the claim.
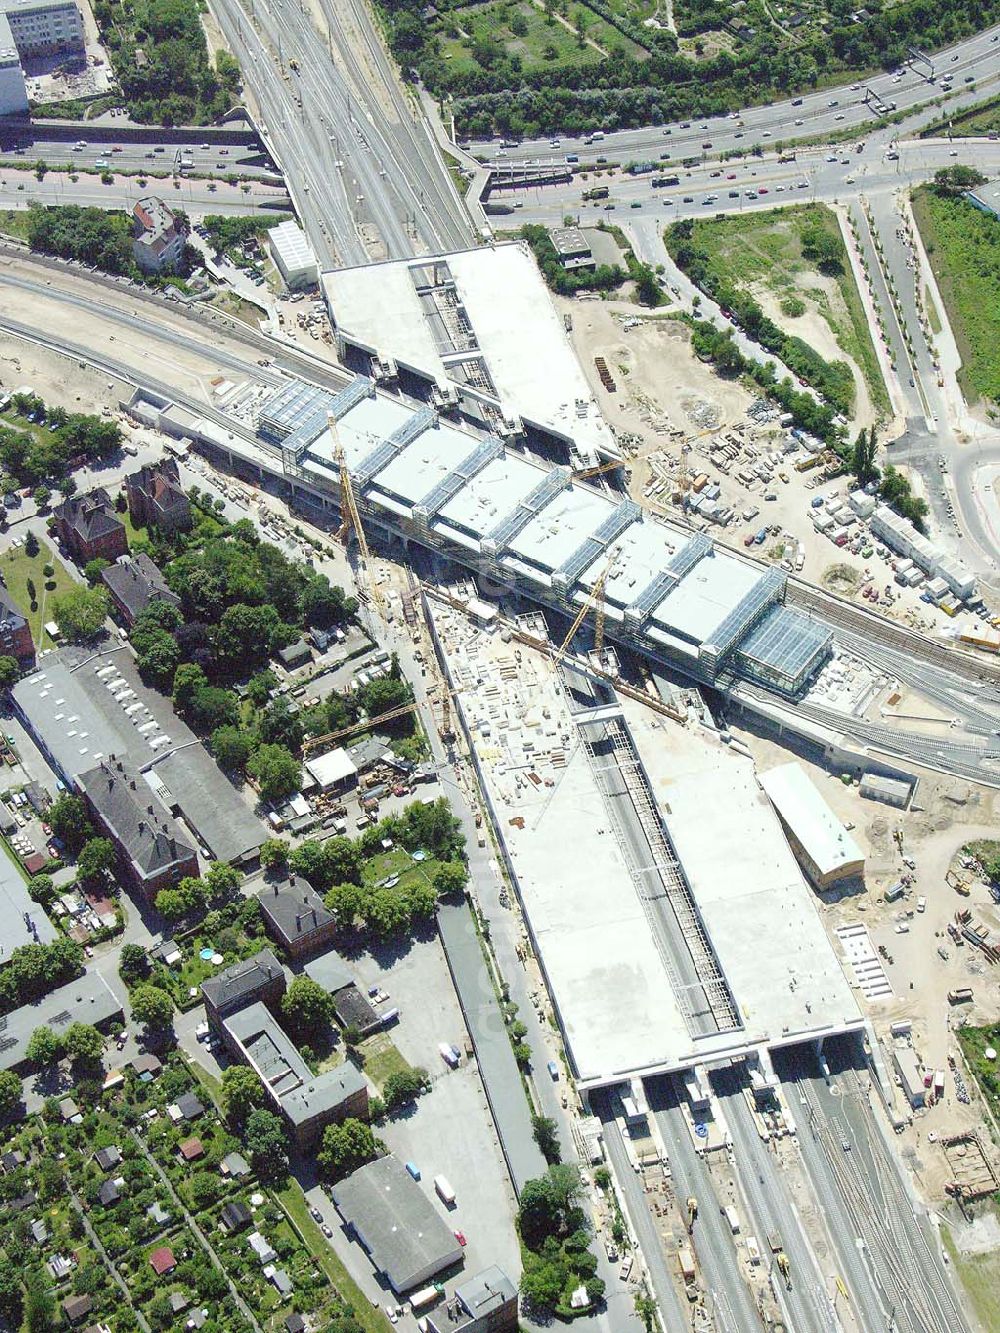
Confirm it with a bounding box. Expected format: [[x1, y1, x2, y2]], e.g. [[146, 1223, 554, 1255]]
[[302, 701, 419, 755], [326, 412, 386, 620], [552, 552, 616, 667]]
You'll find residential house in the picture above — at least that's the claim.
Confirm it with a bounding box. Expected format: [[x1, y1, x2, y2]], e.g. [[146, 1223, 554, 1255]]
[[175, 1093, 205, 1121], [248, 1232, 277, 1265], [97, 1178, 122, 1206], [200, 948, 285, 1032], [264, 1267, 292, 1297], [1, 1149, 24, 1173], [285, 1316, 306, 1333], [80, 756, 198, 902], [63, 1295, 93, 1326], [149, 1246, 176, 1276], [0, 583, 33, 665], [221, 1200, 252, 1233], [220, 1151, 249, 1179], [178, 1137, 204, 1162], [30, 1218, 48, 1244], [132, 197, 186, 275], [101, 554, 181, 628], [54, 488, 127, 564], [257, 874, 338, 961], [94, 1146, 121, 1172], [125, 457, 191, 534]]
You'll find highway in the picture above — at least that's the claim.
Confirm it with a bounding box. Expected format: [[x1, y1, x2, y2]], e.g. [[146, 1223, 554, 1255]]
[[209, 0, 470, 267], [468, 24, 1000, 165], [775, 1039, 970, 1333], [0, 167, 287, 216], [709, 1064, 839, 1333], [645, 1075, 763, 1333]]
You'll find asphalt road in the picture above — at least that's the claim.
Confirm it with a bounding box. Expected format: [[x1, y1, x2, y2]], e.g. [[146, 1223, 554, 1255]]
[[0, 138, 277, 179], [0, 166, 287, 215], [209, 0, 469, 268], [469, 23, 1000, 165]]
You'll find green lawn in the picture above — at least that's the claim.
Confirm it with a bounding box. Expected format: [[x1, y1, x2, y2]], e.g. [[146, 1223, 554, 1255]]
[[0, 208, 32, 242], [673, 203, 890, 417], [0, 538, 78, 645], [362, 845, 442, 895], [436, 0, 647, 74], [912, 185, 1000, 404], [276, 1183, 390, 1333], [360, 1033, 414, 1089]]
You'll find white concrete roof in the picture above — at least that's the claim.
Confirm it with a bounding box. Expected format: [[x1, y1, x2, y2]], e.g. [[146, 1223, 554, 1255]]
[[627, 708, 862, 1043], [375, 418, 478, 506], [584, 515, 686, 607], [759, 762, 864, 877], [436, 453, 541, 535], [510, 485, 615, 570], [268, 220, 316, 274], [305, 748, 358, 788], [653, 550, 761, 645], [323, 244, 616, 462]]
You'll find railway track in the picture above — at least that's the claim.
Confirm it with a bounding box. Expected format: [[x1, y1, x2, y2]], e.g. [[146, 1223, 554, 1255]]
[[788, 580, 1000, 689]]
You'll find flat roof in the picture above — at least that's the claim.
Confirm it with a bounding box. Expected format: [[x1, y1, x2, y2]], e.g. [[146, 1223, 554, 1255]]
[[331, 1155, 464, 1293], [653, 550, 762, 646], [0, 843, 56, 959], [0, 970, 122, 1071], [627, 707, 862, 1043], [431, 602, 690, 1084], [374, 418, 479, 508], [304, 748, 357, 787], [323, 244, 616, 462], [435, 453, 540, 536], [510, 485, 614, 572], [759, 762, 865, 877]]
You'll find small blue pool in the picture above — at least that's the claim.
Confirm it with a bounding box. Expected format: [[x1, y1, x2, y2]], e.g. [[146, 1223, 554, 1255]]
[[199, 947, 214, 961]]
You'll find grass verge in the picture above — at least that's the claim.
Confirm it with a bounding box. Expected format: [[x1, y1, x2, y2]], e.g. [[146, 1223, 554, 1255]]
[[911, 184, 1000, 405], [275, 1182, 389, 1333], [940, 1222, 1000, 1331]]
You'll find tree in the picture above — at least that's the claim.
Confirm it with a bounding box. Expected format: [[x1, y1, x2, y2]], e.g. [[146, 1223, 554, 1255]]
[[134, 627, 181, 690], [129, 984, 174, 1030], [260, 837, 289, 870], [77, 837, 116, 884], [25, 1025, 63, 1066], [84, 558, 110, 586], [118, 942, 149, 986], [381, 1068, 428, 1111], [172, 662, 208, 708], [933, 164, 987, 196], [204, 860, 241, 904], [259, 696, 304, 752], [243, 1107, 289, 1180], [24, 529, 38, 558], [317, 1117, 380, 1181], [519, 1255, 565, 1314], [245, 668, 278, 707], [51, 585, 108, 641], [0, 1067, 22, 1116], [63, 1022, 104, 1065], [433, 861, 468, 897], [532, 1114, 561, 1165], [187, 684, 239, 733], [221, 1064, 265, 1129], [518, 1164, 584, 1249], [281, 975, 335, 1038], [47, 793, 93, 854], [852, 424, 879, 486], [23, 1269, 54, 1333], [0, 1265, 23, 1326], [801, 225, 843, 276], [247, 743, 301, 804], [210, 724, 255, 774], [32, 484, 51, 510], [28, 874, 55, 909], [0, 654, 18, 688]]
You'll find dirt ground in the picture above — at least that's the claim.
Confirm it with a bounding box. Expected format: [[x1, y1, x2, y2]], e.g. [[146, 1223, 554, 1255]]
[[731, 716, 1000, 1215], [0, 333, 125, 410], [752, 277, 877, 431]]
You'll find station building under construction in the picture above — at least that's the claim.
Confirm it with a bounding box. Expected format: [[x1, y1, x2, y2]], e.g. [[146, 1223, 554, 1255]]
[[136, 370, 832, 701]]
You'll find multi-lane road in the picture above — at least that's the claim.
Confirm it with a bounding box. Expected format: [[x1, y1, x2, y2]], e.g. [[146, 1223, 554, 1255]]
[[469, 23, 1000, 166], [209, 0, 470, 267]]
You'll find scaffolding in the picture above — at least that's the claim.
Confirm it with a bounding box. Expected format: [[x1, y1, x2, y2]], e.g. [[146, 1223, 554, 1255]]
[[552, 499, 641, 594]]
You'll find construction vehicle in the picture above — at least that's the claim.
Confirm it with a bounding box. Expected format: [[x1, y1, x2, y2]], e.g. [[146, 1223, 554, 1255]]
[[686, 1196, 698, 1234], [327, 412, 386, 620], [947, 868, 971, 897], [776, 1251, 791, 1289], [570, 425, 723, 485]]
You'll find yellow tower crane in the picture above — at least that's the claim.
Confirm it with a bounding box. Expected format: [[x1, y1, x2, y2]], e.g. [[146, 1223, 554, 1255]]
[[552, 554, 616, 667], [327, 411, 386, 621]]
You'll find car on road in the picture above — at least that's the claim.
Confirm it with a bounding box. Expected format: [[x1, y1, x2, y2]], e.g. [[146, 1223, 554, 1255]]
[[828, 98, 839, 106], [758, 186, 768, 194], [321, 1223, 333, 1238], [683, 195, 694, 202], [310, 1207, 323, 1222], [454, 1230, 467, 1247], [726, 172, 736, 179], [835, 113, 845, 120], [794, 118, 804, 125]]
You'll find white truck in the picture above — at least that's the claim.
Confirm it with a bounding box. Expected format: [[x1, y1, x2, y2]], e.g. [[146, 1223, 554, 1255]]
[[434, 1175, 456, 1206]]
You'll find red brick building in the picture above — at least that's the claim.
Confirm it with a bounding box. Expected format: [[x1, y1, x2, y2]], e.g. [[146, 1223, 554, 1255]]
[[0, 583, 33, 665], [54, 488, 127, 565], [125, 458, 191, 534]]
